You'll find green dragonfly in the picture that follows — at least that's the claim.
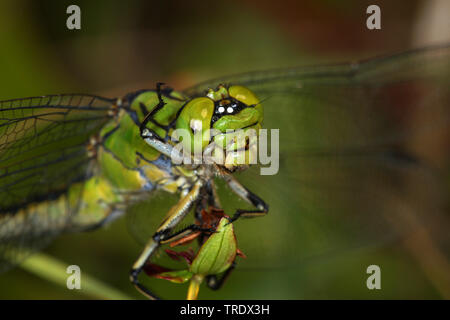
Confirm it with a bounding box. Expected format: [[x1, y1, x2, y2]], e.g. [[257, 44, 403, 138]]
[[0, 44, 449, 299]]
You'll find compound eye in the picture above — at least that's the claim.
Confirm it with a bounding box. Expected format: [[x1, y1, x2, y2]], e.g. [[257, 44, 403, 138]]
[[228, 85, 259, 106]]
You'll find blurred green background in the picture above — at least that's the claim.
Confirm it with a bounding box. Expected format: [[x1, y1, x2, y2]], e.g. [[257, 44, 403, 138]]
[[0, 0, 449, 299]]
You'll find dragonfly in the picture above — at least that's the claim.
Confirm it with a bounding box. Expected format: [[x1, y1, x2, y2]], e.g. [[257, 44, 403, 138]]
[[0, 44, 449, 299]]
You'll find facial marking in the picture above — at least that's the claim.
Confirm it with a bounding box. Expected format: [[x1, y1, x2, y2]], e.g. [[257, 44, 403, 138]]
[[190, 119, 203, 132]]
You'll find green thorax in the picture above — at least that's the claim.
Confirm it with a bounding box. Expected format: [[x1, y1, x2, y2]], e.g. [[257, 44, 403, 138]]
[[106, 89, 187, 164], [97, 89, 187, 192]]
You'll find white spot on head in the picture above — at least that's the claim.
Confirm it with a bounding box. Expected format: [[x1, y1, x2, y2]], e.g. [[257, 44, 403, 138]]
[[227, 107, 233, 113], [190, 119, 203, 132], [218, 106, 225, 113]]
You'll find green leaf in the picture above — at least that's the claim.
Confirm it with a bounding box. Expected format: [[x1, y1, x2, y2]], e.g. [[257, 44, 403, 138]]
[[190, 218, 237, 275], [156, 269, 193, 284]]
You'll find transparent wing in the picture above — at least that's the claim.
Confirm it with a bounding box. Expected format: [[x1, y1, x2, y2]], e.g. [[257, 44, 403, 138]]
[[0, 94, 114, 271], [183, 45, 450, 297]]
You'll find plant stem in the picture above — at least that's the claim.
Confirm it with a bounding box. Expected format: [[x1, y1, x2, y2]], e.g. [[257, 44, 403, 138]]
[[20, 252, 133, 300], [187, 274, 204, 300]]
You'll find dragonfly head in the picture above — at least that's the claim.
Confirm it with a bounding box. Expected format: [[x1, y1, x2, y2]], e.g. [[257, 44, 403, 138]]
[[175, 85, 263, 169]]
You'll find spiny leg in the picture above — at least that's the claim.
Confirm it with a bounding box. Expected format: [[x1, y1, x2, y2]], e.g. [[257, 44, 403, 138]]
[[129, 181, 203, 299], [222, 171, 268, 223], [208, 179, 222, 208], [159, 224, 216, 246], [139, 82, 168, 134], [139, 83, 184, 159]]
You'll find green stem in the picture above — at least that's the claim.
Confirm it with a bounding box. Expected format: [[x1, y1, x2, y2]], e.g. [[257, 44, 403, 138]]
[[20, 253, 133, 300], [187, 274, 204, 300]]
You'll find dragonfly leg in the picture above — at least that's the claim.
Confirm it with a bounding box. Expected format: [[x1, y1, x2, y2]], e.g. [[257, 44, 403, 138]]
[[139, 82, 168, 135], [223, 173, 268, 223], [209, 179, 222, 208], [159, 224, 216, 245], [139, 83, 181, 159], [129, 181, 203, 299], [206, 261, 236, 290]]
